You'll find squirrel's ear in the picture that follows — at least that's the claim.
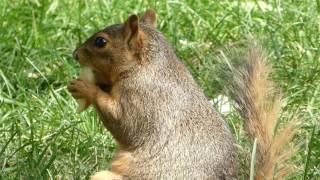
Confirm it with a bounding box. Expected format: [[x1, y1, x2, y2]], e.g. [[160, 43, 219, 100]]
[[141, 9, 157, 28], [123, 15, 144, 50], [124, 15, 139, 39]]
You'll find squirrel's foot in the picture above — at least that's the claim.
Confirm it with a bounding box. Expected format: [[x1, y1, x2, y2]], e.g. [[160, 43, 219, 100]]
[[68, 79, 98, 103], [90, 171, 122, 180]]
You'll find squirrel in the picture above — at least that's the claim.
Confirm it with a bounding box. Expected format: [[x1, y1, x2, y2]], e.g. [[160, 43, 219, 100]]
[[68, 10, 297, 179]]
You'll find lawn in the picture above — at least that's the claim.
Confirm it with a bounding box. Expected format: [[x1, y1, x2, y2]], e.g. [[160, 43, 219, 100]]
[[0, 0, 319, 179]]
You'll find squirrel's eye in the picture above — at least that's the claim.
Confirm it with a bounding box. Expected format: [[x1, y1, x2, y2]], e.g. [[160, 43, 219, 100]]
[[94, 37, 108, 48]]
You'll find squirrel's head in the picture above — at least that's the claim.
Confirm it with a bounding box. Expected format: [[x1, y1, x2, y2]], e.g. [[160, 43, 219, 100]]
[[73, 9, 158, 86]]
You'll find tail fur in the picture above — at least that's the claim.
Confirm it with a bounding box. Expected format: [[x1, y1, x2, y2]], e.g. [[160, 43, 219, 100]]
[[220, 45, 297, 179]]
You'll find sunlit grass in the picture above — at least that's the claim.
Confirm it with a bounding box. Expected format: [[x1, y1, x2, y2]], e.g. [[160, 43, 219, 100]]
[[0, 0, 319, 179]]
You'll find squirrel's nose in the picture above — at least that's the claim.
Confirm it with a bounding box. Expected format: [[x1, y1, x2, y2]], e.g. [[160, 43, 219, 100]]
[[73, 50, 79, 61]]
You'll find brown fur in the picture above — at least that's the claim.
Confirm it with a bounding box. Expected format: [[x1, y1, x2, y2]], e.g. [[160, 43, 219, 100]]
[[69, 10, 237, 179], [111, 150, 133, 175], [221, 46, 297, 179], [68, 10, 296, 179]]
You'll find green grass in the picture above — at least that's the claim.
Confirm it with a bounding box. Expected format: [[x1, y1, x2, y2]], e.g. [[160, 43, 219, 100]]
[[0, 0, 319, 179]]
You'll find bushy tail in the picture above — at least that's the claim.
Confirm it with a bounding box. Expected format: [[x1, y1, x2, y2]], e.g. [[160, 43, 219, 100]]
[[220, 45, 297, 179]]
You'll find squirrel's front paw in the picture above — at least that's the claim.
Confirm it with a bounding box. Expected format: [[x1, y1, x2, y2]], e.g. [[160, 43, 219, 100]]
[[68, 79, 98, 103]]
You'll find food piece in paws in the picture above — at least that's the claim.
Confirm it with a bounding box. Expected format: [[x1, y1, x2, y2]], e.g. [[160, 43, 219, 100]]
[[76, 66, 95, 113]]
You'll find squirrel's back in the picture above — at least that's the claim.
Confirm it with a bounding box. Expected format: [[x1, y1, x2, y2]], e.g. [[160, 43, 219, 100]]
[[111, 28, 237, 178]]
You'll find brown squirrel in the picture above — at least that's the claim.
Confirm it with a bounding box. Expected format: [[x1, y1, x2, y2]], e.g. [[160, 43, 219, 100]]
[[68, 10, 296, 179]]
